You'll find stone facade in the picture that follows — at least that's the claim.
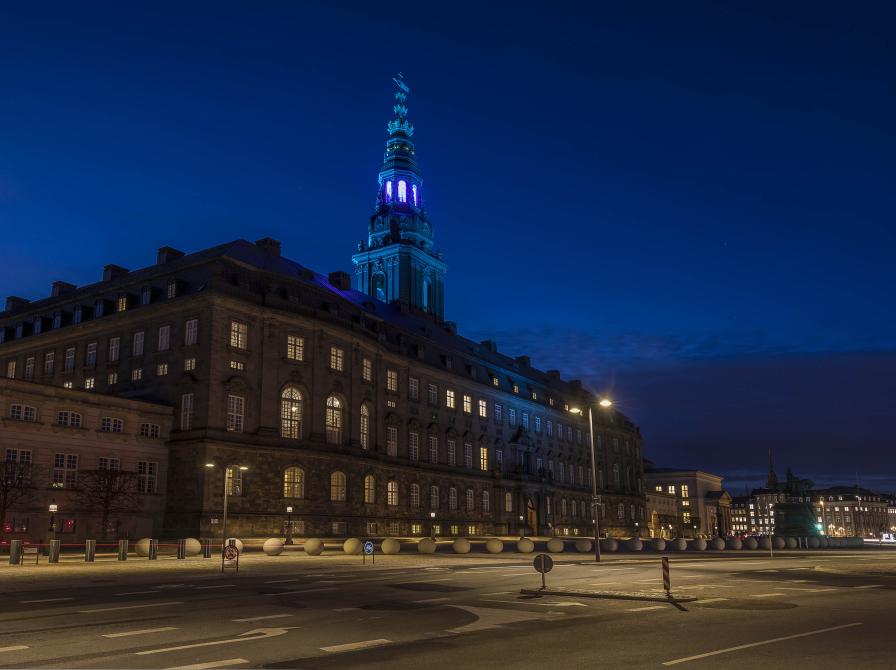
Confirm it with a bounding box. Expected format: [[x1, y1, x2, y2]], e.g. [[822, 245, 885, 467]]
[[644, 467, 730, 537]]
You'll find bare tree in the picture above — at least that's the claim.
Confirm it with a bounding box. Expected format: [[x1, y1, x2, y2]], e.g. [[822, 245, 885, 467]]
[[71, 469, 142, 540], [0, 459, 39, 544]]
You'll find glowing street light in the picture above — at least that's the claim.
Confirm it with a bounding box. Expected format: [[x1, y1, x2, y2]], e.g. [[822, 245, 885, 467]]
[[205, 462, 248, 548], [569, 396, 613, 563]]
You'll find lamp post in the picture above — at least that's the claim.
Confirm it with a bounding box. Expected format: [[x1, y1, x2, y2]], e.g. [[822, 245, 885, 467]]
[[570, 397, 612, 563], [430, 511, 436, 539], [285, 505, 294, 545], [519, 514, 525, 539], [48, 501, 58, 545], [206, 462, 248, 547]]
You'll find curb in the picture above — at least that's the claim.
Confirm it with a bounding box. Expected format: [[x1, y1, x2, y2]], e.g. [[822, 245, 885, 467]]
[[520, 587, 698, 603]]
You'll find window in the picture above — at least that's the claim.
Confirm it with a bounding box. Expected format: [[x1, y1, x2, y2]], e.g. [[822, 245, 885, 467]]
[[99, 457, 120, 471], [428, 435, 438, 463], [478, 399, 488, 419], [63, 381, 72, 389], [522, 412, 529, 430], [512, 383, 519, 394], [409, 377, 419, 400], [504, 491, 515, 513], [85, 376, 95, 389], [44, 351, 55, 375], [157, 325, 171, 352], [167, 278, 177, 299], [325, 395, 343, 444], [535, 416, 541, 433], [548, 460, 555, 478], [56, 411, 81, 427], [139, 423, 160, 438], [494, 403, 503, 423], [447, 439, 456, 466], [280, 387, 303, 439], [226, 467, 242, 496], [101, 417, 124, 433], [64, 347, 76, 372], [364, 474, 376, 504], [73, 306, 82, 323], [185, 319, 198, 346], [386, 426, 398, 456], [330, 471, 347, 501], [463, 394, 472, 414], [449, 487, 458, 511], [509, 408, 516, 426], [5, 449, 32, 481], [386, 369, 398, 392], [667, 485, 676, 495], [410, 483, 421, 508], [464, 441, 473, 468], [496, 449, 503, 470], [430, 485, 439, 510], [561, 499, 568, 516], [491, 376, 499, 387], [558, 462, 565, 483], [568, 463, 574, 484], [466, 488, 475, 511], [157, 363, 168, 376], [226, 395, 244, 432], [398, 179, 407, 202], [446, 389, 456, 409], [53, 453, 78, 488], [109, 337, 120, 363], [557, 422, 562, 439], [24, 356, 34, 380], [387, 480, 398, 506], [94, 299, 105, 318], [681, 484, 690, 498], [141, 286, 151, 305], [131, 368, 142, 381], [329, 346, 344, 371], [546, 420, 553, 436], [184, 357, 196, 372], [613, 464, 621, 488], [132, 331, 144, 357], [138, 461, 158, 493], [283, 467, 304, 498], [180, 393, 194, 430], [229, 321, 247, 349], [428, 383, 438, 405], [6, 360, 15, 379], [409, 432, 419, 461], [362, 357, 372, 381], [480, 446, 489, 471], [571, 500, 577, 517]]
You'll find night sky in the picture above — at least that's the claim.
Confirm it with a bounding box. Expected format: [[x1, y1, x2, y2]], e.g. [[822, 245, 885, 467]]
[[1, 2, 893, 492]]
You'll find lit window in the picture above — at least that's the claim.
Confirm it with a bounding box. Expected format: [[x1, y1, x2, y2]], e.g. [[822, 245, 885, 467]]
[[117, 294, 127, 312], [229, 321, 247, 349], [180, 393, 194, 430], [385, 180, 393, 201], [325, 395, 343, 444], [329, 346, 344, 372], [505, 491, 513, 512], [386, 369, 398, 392], [287, 334, 303, 361], [185, 318, 198, 345], [283, 467, 304, 498], [478, 399, 488, 419], [184, 357, 196, 371], [364, 474, 376, 504], [226, 467, 242, 496], [230, 360, 245, 371], [131, 368, 142, 381], [85, 376, 95, 389], [226, 395, 244, 432], [6, 360, 15, 379], [480, 446, 489, 471], [280, 387, 303, 439], [491, 376, 499, 387], [512, 384, 519, 394], [362, 357, 372, 382], [387, 480, 398, 506], [62, 381, 72, 389], [446, 389, 456, 409], [463, 394, 472, 414], [330, 471, 346, 501], [412, 183, 418, 206], [398, 180, 407, 202]]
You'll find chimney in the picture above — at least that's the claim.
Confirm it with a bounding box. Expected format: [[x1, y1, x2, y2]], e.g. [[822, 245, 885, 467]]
[[102, 264, 129, 282], [327, 271, 351, 290], [515, 355, 531, 368], [51, 281, 76, 297], [156, 246, 185, 265], [480, 340, 498, 353], [255, 237, 281, 257], [546, 369, 561, 381], [4, 296, 29, 313]]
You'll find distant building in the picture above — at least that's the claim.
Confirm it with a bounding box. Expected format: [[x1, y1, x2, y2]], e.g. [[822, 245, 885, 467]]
[[643, 467, 730, 537], [813, 487, 889, 537], [645, 489, 679, 538]]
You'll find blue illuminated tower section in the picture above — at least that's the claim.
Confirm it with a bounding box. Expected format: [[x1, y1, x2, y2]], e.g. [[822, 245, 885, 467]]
[[352, 75, 447, 320]]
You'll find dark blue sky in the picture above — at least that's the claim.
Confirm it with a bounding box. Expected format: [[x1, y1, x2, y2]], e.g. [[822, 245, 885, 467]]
[[1, 2, 894, 491]]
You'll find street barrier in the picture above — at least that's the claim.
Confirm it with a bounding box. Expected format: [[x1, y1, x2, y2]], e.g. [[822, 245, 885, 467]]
[[148, 538, 159, 560], [263, 538, 285, 556], [452, 538, 471, 554], [546, 538, 564, 553], [485, 538, 504, 554], [381, 538, 400, 554], [84, 539, 96, 562], [118, 539, 128, 560], [48, 539, 61, 563], [177, 539, 186, 559], [201, 538, 212, 558], [9, 539, 22, 565]]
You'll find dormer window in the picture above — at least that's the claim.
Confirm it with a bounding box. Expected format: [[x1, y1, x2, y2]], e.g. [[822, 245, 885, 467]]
[[52, 311, 62, 329], [141, 286, 151, 305], [398, 180, 407, 203], [94, 299, 104, 318], [117, 294, 128, 312], [33, 317, 42, 335], [166, 279, 177, 299], [73, 306, 82, 324]]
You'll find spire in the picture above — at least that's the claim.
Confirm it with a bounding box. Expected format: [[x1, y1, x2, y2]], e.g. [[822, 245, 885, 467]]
[[387, 73, 414, 137], [767, 449, 778, 489]]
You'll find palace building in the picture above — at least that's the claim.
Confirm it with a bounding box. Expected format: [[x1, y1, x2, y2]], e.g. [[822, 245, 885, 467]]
[[0, 77, 646, 540]]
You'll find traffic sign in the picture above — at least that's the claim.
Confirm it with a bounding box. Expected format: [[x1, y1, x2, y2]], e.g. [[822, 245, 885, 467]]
[[363, 541, 374, 555], [223, 545, 238, 560], [533, 553, 554, 574]]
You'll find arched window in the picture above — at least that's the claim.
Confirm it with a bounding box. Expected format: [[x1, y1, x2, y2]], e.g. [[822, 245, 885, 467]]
[[283, 467, 304, 498], [280, 386, 303, 439], [364, 474, 375, 504], [410, 483, 420, 508], [571, 500, 577, 517], [448, 487, 458, 511], [397, 180, 407, 202], [411, 183, 418, 206], [373, 274, 386, 302], [387, 480, 398, 506], [326, 395, 343, 445], [360, 403, 371, 450], [561, 498, 568, 516], [422, 277, 431, 311], [226, 467, 243, 497], [481, 490, 490, 513], [613, 463, 620, 488], [504, 491, 513, 513], [430, 485, 439, 510], [385, 180, 393, 202], [466, 488, 474, 512], [330, 471, 346, 501]]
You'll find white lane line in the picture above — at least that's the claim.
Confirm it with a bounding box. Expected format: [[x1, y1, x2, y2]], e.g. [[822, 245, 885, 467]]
[[414, 597, 450, 603], [263, 578, 301, 584], [78, 601, 183, 613], [854, 585, 883, 589], [163, 659, 249, 670], [115, 590, 161, 596], [501, 573, 532, 577], [0, 646, 29, 652], [321, 639, 391, 653], [661, 622, 863, 666], [696, 598, 729, 604], [196, 585, 236, 590], [482, 591, 513, 596], [775, 587, 837, 592], [103, 627, 179, 638], [264, 588, 336, 596], [531, 601, 587, 607], [626, 605, 667, 612], [416, 577, 452, 582], [20, 597, 73, 604], [751, 593, 785, 598], [333, 607, 360, 612], [232, 614, 294, 623]]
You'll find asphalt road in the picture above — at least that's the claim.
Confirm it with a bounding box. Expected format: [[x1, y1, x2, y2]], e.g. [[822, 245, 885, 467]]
[[1, 550, 894, 669]]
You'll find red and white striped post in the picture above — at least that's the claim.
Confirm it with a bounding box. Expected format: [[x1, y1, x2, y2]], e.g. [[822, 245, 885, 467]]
[[662, 557, 671, 596]]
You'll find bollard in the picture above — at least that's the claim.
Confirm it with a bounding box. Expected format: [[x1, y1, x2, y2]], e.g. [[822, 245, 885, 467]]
[[9, 539, 22, 565], [177, 539, 186, 559], [48, 539, 61, 563], [118, 539, 128, 561], [84, 539, 96, 562], [201, 538, 212, 558], [662, 556, 671, 596], [148, 539, 158, 560]]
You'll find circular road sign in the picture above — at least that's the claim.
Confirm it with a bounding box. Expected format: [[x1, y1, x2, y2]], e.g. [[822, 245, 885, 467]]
[[223, 545, 239, 560], [363, 541, 375, 555], [533, 553, 554, 574]]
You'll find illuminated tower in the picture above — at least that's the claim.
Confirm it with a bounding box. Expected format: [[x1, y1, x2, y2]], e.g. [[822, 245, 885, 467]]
[[352, 74, 447, 320]]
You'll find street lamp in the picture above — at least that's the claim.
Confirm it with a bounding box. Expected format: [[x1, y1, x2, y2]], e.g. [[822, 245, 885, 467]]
[[519, 514, 525, 539], [205, 462, 248, 547], [48, 500, 58, 545], [285, 505, 294, 545], [570, 397, 612, 563], [430, 511, 436, 539]]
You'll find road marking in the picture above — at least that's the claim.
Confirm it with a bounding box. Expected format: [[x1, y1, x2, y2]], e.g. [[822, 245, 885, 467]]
[[321, 639, 391, 653], [854, 585, 883, 589], [775, 587, 837, 592], [116, 590, 161, 596], [263, 578, 301, 584], [156, 584, 190, 589], [333, 607, 360, 612], [414, 597, 451, 603], [79, 601, 183, 613], [589, 581, 620, 586], [417, 577, 453, 582], [448, 605, 560, 633], [138, 627, 297, 655], [163, 658, 249, 670], [264, 588, 336, 596], [20, 597, 73, 604], [531, 601, 587, 607], [696, 597, 729, 604], [196, 584, 236, 590], [232, 614, 294, 623], [0, 646, 29, 653], [103, 627, 179, 638], [751, 593, 785, 598], [501, 573, 532, 577], [626, 605, 667, 612], [482, 591, 513, 596], [661, 622, 863, 666]]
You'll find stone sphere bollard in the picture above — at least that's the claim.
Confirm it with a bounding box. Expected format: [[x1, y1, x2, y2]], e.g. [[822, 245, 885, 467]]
[[517, 538, 535, 553], [226, 538, 244, 553], [758, 536, 771, 550], [710, 537, 726, 551], [343, 538, 362, 555], [772, 537, 786, 550], [600, 538, 619, 552], [627, 538, 643, 552], [726, 537, 743, 550], [807, 536, 820, 548], [135, 538, 152, 557], [672, 538, 688, 551], [381, 538, 400, 555], [417, 537, 437, 554], [485, 538, 504, 554], [690, 538, 707, 551], [303, 538, 324, 556], [575, 539, 593, 553], [453, 538, 472, 554], [184, 538, 202, 556], [263, 538, 285, 556], [651, 538, 666, 552], [784, 537, 797, 549], [546, 538, 565, 553], [743, 537, 758, 550]]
